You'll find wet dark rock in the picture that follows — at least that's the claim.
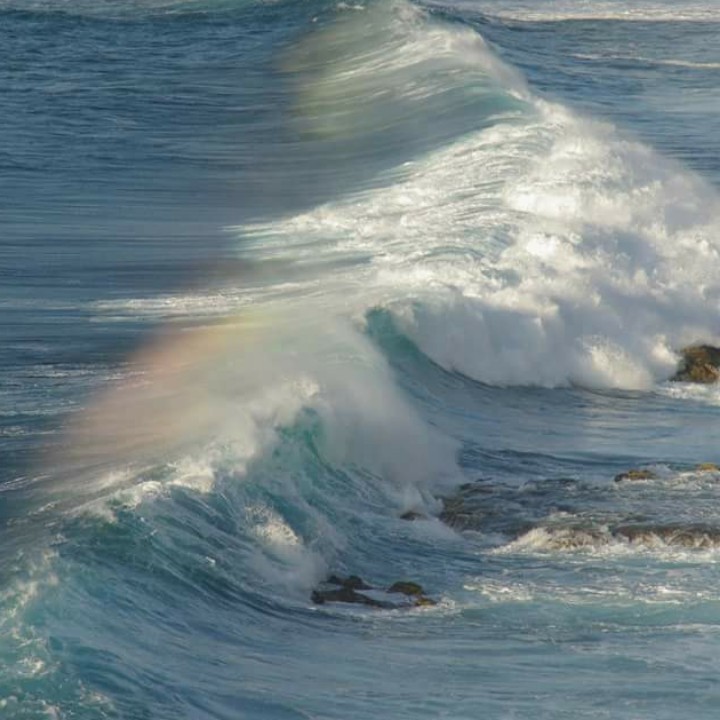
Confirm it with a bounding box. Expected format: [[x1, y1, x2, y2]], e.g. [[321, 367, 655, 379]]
[[413, 596, 437, 607], [312, 575, 436, 608], [439, 504, 477, 530], [387, 581, 425, 597], [516, 522, 611, 550], [457, 482, 495, 495], [400, 511, 427, 521], [311, 586, 390, 608], [386, 581, 436, 606], [613, 469, 657, 483], [515, 519, 720, 551], [672, 345, 720, 383], [312, 575, 390, 607], [612, 523, 720, 548], [326, 574, 371, 590], [437, 481, 559, 537]]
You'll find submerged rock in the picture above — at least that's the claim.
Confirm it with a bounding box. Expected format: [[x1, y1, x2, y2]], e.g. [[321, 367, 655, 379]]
[[311, 575, 436, 608], [439, 491, 489, 530], [613, 468, 657, 483], [513, 519, 720, 552], [672, 345, 720, 383], [613, 523, 720, 549], [312, 575, 391, 608], [399, 511, 427, 521], [326, 574, 371, 590], [387, 581, 425, 597], [437, 481, 555, 537], [413, 596, 437, 607], [512, 524, 611, 551], [311, 586, 390, 608]]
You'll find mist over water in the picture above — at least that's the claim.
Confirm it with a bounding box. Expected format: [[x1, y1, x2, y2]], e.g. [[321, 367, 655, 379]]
[[3, 0, 720, 718]]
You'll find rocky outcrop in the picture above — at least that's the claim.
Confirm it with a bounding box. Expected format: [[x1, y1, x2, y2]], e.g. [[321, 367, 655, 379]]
[[511, 520, 720, 551], [326, 574, 370, 590], [613, 468, 657, 483], [387, 581, 424, 596], [311, 585, 387, 608], [399, 511, 427, 521], [439, 483, 498, 531], [387, 581, 436, 606], [672, 345, 720, 383], [613, 523, 720, 549], [434, 469, 720, 556], [613, 464, 720, 482], [312, 575, 436, 608]]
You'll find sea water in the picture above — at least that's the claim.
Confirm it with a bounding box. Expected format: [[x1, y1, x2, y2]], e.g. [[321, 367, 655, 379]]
[[2, 0, 720, 717]]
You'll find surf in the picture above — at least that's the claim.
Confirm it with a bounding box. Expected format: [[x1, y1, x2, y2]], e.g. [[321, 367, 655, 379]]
[[4, 1, 720, 718]]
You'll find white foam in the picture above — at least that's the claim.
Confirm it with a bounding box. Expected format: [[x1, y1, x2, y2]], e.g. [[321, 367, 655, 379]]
[[658, 381, 720, 406], [246, 505, 328, 592]]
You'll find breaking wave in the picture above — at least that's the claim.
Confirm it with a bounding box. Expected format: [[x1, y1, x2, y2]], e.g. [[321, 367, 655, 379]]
[[232, 0, 720, 390]]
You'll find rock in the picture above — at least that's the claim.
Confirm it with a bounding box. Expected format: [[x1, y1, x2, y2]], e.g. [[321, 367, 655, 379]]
[[437, 481, 547, 536], [696, 463, 719, 473], [672, 345, 720, 383], [413, 596, 437, 607], [387, 581, 425, 597], [516, 524, 611, 551], [613, 469, 657, 483], [312, 575, 436, 608], [612, 523, 720, 549], [326, 574, 372, 590], [311, 586, 390, 608], [438, 495, 478, 530], [387, 581, 436, 606], [312, 575, 391, 607], [400, 511, 426, 521]]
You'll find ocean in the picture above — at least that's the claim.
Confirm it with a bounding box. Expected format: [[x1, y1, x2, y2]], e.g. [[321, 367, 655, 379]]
[[2, 0, 720, 717]]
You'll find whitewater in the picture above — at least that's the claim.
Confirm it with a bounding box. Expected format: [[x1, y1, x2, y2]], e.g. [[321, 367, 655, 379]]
[[2, 0, 720, 717]]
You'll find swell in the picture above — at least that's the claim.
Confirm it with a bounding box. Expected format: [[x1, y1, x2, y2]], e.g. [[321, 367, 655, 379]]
[[4, 2, 720, 716]]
